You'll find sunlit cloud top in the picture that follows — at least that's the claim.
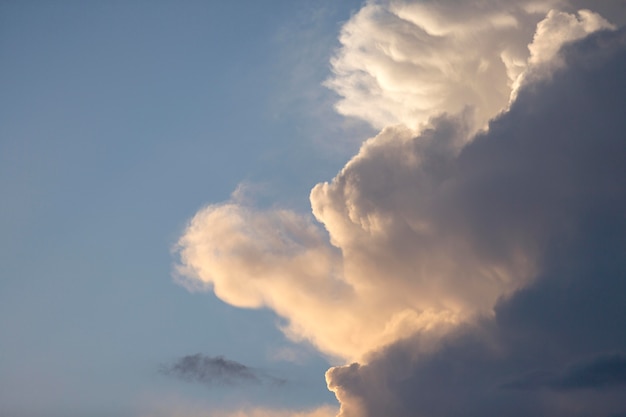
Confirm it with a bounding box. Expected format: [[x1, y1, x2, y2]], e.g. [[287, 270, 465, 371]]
[[326, 0, 611, 132]]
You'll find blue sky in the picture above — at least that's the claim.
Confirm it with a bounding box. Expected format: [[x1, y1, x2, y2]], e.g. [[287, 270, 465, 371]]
[[0, 1, 366, 415], [2, 1, 626, 417]]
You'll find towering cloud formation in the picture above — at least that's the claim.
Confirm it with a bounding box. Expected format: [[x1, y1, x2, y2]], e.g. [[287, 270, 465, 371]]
[[175, 1, 626, 415], [326, 27, 626, 416]]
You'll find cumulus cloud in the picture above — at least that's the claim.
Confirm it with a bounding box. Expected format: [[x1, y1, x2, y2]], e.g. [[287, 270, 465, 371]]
[[326, 0, 612, 132], [160, 354, 284, 386], [176, 4, 620, 364], [177, 112, 530, 362], [176, 9, 618, 363], [174, 1, 626, 416], [325, 28, 626, 416], [509, 8, 614, 98]]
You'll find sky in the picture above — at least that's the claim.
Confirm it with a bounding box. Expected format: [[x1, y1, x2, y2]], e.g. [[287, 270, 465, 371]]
[[1, 1, 626, 417]]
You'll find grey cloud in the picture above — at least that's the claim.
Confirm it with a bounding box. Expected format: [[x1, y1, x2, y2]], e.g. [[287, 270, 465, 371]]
[[160, 354, 285, 387], [503, 352, 626, 391], [556, 353, 626, 390], [326, 27, 626, 417]]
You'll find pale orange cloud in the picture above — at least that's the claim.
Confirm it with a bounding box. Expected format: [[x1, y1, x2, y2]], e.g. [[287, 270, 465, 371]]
[[176, 119, 534, 362], [142, 404, 337, 417]]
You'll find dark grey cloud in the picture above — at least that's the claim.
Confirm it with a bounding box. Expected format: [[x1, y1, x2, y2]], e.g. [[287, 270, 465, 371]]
[[160, 354, 285, 387], [327, 27, 626, 417], [503, 352, 626, 391], [568, 0, 626, 26], [557, 353, 626, 390]]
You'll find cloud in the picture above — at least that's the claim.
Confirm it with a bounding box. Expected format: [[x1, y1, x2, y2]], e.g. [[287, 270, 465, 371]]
[[325, 27, 626, 416], [213, 405, 338, 417], [502, 352, 626, 390], [556, 353, 626, 390], [175, 2, 621, 364], [510, 8, 614, 98], [325, 0, 611, 132], [141, 403, 338, 417], [174, 1, 626, 416], [160, 354, 284, 387]]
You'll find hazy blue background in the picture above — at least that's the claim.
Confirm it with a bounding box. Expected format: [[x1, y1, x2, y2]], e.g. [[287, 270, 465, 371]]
[[0, 1, 370, 415]]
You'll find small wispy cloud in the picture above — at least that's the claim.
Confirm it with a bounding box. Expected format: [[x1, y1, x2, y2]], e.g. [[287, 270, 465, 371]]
[[160, 354, 286, 387]]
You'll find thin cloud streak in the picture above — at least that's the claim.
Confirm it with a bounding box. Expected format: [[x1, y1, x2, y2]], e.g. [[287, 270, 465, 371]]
[[160, 354, 285, 387], [142, 404, 338, 417]]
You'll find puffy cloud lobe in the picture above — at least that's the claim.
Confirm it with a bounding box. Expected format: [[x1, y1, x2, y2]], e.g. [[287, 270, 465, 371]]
[[176, 204, 362, 360], [528, 9, 614, 65], [326, 0, 611, 131], [176, 204, 344, 310], [326, 28, 626, 417], [310, 111, 535, 319], [509, 8, 614, 98]]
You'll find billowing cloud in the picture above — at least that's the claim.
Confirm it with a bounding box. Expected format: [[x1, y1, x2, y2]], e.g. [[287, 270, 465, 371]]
[[160, 354, 284, 386], [326, 0, 612, 131], [325, 27, 626, 416], [176, 10, 618, 363], [177, 112, 528, 362], [174, 1, 626, 416], [510, 8, 614, 98]]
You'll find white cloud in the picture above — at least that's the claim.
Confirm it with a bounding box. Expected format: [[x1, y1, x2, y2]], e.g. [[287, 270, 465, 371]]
[[509, 8, 614, 98], [326, 1, 613, 133], [529, 9, 614, 65], [326, 0, 539, 131]]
